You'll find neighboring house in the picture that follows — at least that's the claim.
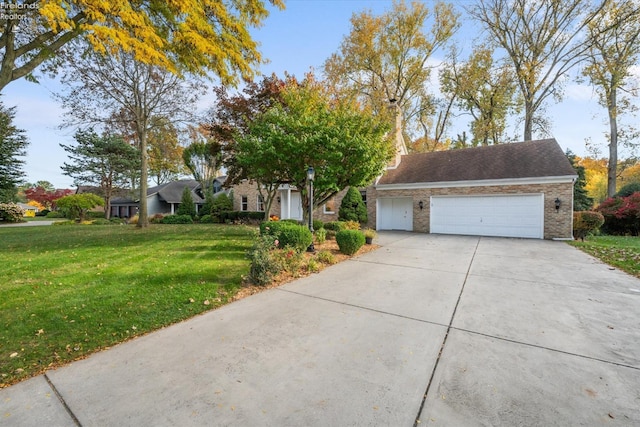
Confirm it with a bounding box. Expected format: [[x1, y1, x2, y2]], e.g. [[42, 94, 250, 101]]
[[369, 138, 577, 239], [110, 179, 206, 218], [17, 203, 38, 217]]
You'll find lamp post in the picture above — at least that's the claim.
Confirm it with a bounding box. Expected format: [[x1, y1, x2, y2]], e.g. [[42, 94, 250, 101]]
[[307, 166, 315, 252]]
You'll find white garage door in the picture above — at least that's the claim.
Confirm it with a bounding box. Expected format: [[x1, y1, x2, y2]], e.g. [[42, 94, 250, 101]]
[[430, 194, 544, 239], [377, 197, 413, 231]]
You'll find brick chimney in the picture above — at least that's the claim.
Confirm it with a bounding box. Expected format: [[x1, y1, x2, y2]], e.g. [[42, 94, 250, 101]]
[[387, 99, 407, 169]]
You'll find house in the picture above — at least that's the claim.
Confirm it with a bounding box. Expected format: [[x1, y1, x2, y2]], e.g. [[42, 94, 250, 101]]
[[110, 179, 206, 218], [368, 138, 577, 239], [17, 203, 38, 217]]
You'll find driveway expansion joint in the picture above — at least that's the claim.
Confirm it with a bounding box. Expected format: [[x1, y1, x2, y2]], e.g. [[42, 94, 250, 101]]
[[44, 373, 82, 427], [413, 236, 481, 426]]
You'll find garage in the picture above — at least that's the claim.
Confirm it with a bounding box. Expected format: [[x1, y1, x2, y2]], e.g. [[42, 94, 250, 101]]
[[377, 197, 413, 231], [430, 194, 544, 239]]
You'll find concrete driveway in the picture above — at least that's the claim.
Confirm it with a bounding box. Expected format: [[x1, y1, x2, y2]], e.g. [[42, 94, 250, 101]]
[[2, 233, 639, 426]]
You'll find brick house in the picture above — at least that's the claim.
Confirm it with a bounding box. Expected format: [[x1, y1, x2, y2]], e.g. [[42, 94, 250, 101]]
[[368, 138, 577, 239]]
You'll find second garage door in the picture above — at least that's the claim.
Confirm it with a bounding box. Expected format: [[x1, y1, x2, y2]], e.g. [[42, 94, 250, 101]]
[[430, 194, 544, 239]]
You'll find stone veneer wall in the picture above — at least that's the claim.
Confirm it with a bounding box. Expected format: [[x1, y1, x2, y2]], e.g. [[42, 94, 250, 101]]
[[366, 182, 574, 239]]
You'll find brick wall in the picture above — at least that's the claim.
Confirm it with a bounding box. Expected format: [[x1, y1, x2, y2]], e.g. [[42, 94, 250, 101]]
[[367, 182, 574, 239]]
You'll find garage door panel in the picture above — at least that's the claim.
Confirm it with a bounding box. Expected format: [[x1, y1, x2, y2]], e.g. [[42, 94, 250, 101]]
[[377, 197, 413, 231], [430, 195, 543, 239]]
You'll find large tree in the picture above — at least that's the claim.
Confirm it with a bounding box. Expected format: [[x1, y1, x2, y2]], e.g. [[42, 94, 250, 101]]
[[0, 102, 28, 202], [182, 127, 222, 196], [582, 0, 640, 197], [235, 76, 394, 220], [57, 45, 201, 227], [440, 44, 519, 146], [0, 0, 284, 91], [61, 129, 140, 218], [147, 117, 186, 185], [323, 0, 459, 146], [469, 0, 608, 141]]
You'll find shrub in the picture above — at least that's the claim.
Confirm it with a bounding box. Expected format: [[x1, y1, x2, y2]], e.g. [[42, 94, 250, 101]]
[[615, 182, 640, 198], [260, 220, 287, 236], [335, 229, 365, 255], [176, 187, 197, 218], [281, 219, 300, 224], [91, 218, 112, 225], [110, 217, 126, 224], [149, 213, 165, 224], [596, 193, 640, 235], [45, 210, 64, 218], [573, 211, 604, 240], [199, 214, 215, 223], [306, 258, 321, 273], [36, 209, 50, 217], [315, 228, 327, 244], [324, 221, 345, 232], [316, 250, 336, 265], [273, 247, 304, 275], [87, 211, 105, 219], [246, 234, 282, 286], [211, 193, 233, 218], [313, 219, 324, 230], [161, 214, 194, 224], [0, 203, 24, 222], [129, 214, 139, 224], [338, 187, 367, 223], [343, 220, 361, 230], [55, 193, 104, 221], [277, 224, 313, 252]]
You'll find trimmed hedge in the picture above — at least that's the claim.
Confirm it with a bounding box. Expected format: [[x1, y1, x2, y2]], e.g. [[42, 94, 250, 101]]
[[335, 229, 365, 255], [219, 211, 265, 222], [324, 221, 346, 232], [161, 214, 194, 224], [260, 221, 312, 252]]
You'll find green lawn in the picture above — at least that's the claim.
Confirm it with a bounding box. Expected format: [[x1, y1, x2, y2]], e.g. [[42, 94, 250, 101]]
[[570, 235, 640, 277], [0, 224, 256, 387]]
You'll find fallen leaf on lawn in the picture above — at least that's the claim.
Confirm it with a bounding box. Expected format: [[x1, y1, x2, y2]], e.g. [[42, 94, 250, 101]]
[[35, 329, 44, 336], [9, 352, 18, 358], [189, 298, 195, 303], [204, 300, 210, 305]]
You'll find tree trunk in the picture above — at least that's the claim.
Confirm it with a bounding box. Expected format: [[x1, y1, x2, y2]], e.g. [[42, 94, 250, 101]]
[[137, 126, 150, 227], [607, 88, 618, 198], [523, 99, 534, 141]]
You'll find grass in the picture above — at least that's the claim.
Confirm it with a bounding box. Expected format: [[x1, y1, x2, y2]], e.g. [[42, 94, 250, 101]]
[[0, 223, 256, 387], [570, 235, 640, 277]]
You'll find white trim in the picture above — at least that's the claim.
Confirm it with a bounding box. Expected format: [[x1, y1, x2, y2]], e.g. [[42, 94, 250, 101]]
[[375, 175, 577, 190]]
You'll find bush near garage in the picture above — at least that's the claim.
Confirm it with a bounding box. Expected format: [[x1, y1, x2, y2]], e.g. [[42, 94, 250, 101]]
[[573, 211, 605, 240]]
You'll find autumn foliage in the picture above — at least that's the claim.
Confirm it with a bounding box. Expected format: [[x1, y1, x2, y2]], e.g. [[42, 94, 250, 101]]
[[596, 192, 640, 235], [24, 186, 73, 210]]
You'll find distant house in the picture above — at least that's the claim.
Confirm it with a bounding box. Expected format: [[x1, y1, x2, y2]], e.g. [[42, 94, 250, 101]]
[[17, 203, 38, 217], [110, 179, 206, 218]]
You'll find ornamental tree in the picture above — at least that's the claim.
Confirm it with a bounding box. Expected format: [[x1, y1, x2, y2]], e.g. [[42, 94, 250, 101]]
[[56, 193, 105, 221], [234, 75, 394, 221]]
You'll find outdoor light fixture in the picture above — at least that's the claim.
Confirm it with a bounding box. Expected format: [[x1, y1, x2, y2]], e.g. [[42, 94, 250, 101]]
[[307, 166, 315, 252], [418, 200, 424, 210], [277, 196, 281, 203], [555, 198, 561, 211]]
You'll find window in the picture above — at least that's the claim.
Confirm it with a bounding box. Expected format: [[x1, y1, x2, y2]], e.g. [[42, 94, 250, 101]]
[[241, 195, 248, 211], [323, 196, 336, 214], [257, 195, 265, 212], [360, 190, 367, 207]]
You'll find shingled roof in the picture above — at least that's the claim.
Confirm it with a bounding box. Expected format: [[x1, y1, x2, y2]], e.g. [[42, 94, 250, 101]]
[[377, 139, 577, 186]]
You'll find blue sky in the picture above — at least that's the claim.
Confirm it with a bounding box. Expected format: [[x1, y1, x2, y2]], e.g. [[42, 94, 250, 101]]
[[2, 0, 623, 189]]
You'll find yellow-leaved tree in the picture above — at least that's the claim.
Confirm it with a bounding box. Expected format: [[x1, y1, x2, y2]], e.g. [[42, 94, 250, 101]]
[[0, 0, 284, 91]]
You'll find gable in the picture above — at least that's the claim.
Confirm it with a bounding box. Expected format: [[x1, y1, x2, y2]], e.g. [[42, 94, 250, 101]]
[[377, 139, 577, 186]]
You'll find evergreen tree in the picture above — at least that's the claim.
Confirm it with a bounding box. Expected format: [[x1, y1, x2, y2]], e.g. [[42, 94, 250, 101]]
[[0, 103, 28, 202], [176, 186, 197, 218], [338, 187, 367, 223], [566, 150, 593, 211]]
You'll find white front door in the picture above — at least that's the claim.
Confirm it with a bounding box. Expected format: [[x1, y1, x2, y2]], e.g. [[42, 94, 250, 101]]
[[430, 194, 544, 239], [377, 197, 413, 231], [280, 190, 303, 220]]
